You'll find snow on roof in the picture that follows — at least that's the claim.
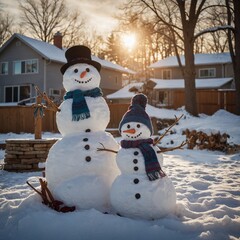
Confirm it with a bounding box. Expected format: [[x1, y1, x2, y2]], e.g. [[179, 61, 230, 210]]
[[149, 52, 232, 68], [16, 34, 66, 63], [0, 33, 134, 74], [106, 82, 144, 99], [150, 78, 233, 89], [106, 77, 232, 100]]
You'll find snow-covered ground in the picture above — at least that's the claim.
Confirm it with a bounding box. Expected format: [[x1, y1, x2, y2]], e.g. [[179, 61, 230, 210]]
[[0, 109, 240, 240]]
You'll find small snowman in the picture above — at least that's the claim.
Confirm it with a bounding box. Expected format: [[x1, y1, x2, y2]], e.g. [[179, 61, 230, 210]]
[[45, 45, 119, 212], [110, 94, 176, 220]]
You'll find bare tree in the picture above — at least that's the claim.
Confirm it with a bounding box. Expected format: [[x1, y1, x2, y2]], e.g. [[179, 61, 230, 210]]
[[174, 0, 205, 116], [226, 0, 240, 115], [0, 7, 13, 46], [18, 0, 85, 47], [81, 30, 106, 57]]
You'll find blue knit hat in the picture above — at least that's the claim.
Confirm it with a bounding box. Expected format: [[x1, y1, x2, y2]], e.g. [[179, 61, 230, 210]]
[[119, 94, 153, 135]]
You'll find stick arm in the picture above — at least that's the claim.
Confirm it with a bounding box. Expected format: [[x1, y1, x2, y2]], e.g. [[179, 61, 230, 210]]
[[153, 114, 184, 146], [157, 138, 189, 153], [97, 143, 118, 154]]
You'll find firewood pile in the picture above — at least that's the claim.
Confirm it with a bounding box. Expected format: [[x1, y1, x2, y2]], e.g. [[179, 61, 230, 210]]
[[182, 128, 240, 154]]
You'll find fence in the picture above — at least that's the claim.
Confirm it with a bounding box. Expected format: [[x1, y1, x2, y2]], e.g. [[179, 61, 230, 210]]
[[0, 104, 130, 134], [0, 105, 57, 133], [0, 90, 237, 134], [172, 90, 236, 115]]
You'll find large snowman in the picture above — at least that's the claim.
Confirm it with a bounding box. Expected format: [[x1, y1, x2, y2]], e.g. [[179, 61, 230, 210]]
[[110, 94, 176, 220], [45, 45, 119, 212]]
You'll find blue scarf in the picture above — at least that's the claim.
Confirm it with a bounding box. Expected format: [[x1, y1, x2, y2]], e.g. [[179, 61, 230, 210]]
[[121, 138, 165, 181], [64, 87, 102, 121]]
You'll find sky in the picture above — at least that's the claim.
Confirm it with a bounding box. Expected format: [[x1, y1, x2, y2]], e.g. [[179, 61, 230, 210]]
[[0, 0, 124, 35]]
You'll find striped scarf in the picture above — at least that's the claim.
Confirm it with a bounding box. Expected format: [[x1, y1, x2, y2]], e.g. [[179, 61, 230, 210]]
[[64, 87, 102, 121], [121, 138, 165, 181]]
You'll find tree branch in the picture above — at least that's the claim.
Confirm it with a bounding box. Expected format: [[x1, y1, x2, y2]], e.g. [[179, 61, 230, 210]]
[[140, 0, 183, 41], [194, 25, 235, 40]]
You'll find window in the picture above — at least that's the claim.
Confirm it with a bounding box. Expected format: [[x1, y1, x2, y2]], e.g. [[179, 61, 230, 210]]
[[162, 69, 171, 79], [0, 62, 8, 75], [49, 88, 60, 96], [5, 85, 30, 102], [156, 91, 173, 107], [13, 59, 38, 74], [199, 68, 216, 78]]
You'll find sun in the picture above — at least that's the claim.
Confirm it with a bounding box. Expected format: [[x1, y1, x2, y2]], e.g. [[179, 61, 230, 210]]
[[122, 33, 136, 50]]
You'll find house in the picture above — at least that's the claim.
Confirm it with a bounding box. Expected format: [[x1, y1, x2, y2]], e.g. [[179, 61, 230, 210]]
[[107, 53, 236, 114], [145, 77, 233, 108], [0, 33, 134, 104], [147, 53, 236, 114], [150, 53, 233, 80]]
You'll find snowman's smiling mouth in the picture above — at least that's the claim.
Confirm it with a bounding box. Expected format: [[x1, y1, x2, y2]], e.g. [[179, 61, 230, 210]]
[[126, 132, 142, 139], [74, 78, 92, 84]]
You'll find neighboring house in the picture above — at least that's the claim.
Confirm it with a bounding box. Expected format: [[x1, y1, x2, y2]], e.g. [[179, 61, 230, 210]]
[[146, 77, 233, 107], [107, 53, 236, 114], [150, 53, 233, 80], [0, 33, 134, 104], [147, 53, 235, 110]]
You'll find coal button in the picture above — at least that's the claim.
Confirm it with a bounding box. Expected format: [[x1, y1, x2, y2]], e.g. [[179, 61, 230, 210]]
[[134, 166, 138, 171], [133, 178, 139, 184], [135, 193, 141, 199], [133, 159, 138, 164], [84, 144, 90, 150], [134, 151, 139, 156], [85, 156, 91, 162], [83, 138, 88, 142], [85, 129, 91, 133]]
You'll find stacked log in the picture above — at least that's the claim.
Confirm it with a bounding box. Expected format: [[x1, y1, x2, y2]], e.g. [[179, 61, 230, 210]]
[[182, 129, 240, 153]]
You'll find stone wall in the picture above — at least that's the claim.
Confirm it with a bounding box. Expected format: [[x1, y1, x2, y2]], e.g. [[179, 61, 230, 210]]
[[3, 139, 58, 172]]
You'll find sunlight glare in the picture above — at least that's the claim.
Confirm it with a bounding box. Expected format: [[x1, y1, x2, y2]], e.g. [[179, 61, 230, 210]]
[[122, 33, 136, 50]]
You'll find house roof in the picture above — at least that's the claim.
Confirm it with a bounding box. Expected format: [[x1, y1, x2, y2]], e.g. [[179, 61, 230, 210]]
[[106, 78, 233, 100], [106, 82, 144, 99], [0, 33, 135, 74], [149, 53, 232, 68], [150, 78, 233, 89]]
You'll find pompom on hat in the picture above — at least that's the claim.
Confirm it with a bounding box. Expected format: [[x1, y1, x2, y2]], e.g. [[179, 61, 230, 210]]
[[61, 45, 101, 74], [119, 93, 153, 135]]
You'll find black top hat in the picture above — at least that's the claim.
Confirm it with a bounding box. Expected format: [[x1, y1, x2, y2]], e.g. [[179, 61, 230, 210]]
[[60, 45, 101, 74]]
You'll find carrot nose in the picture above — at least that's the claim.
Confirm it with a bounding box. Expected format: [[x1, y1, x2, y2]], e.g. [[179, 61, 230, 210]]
[[123, 128, 136, 134], [80, 71, 87, 78]]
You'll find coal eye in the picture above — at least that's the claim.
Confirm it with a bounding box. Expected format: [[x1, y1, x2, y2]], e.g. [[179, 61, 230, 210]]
[[86, 68, 90, 72], [127, 124, 130, 129], [137, 124, 141, 128], [74, 69, 78, 73]]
